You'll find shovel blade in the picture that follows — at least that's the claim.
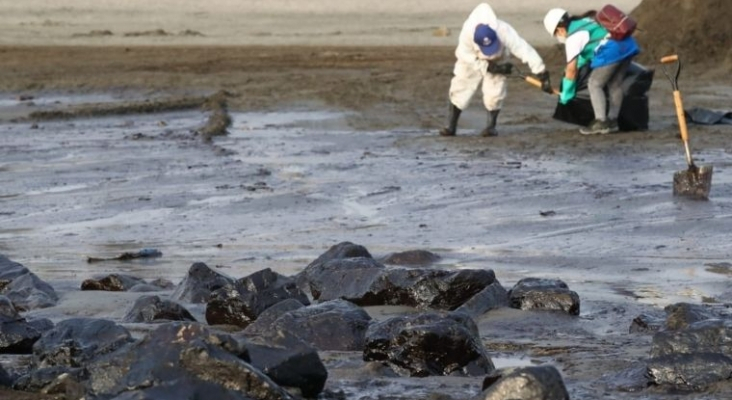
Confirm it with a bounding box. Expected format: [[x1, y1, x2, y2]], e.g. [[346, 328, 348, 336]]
[[673, 164, 713, 200]]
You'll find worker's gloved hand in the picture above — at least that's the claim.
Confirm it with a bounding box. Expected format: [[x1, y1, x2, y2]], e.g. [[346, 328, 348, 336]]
[[559, 77, 577, 105], [536, 71, 552, 94], [486, 62, 513, 75]]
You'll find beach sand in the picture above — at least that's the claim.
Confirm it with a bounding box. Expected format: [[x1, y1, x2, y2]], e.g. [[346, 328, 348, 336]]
[[3, 1, 732, 399]]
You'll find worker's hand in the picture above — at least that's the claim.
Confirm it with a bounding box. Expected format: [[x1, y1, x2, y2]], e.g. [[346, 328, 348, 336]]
[[559, 90, 574, 104], [536, 71, 552, 94], [559, 77, 577, 105], [486, 62, 513, 75]]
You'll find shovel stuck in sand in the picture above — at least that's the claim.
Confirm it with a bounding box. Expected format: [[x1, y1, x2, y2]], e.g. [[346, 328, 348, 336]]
[[660, 54, 713, 200]]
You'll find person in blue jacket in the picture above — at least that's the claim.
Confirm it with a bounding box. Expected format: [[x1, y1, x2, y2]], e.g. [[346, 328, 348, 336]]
[[543, 8, 640, 135]]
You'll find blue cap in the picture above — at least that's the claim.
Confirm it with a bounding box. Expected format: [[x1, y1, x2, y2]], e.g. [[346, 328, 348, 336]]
[[474, 24, 501, 57]]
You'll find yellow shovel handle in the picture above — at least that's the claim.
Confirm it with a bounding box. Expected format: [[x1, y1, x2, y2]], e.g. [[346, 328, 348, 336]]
[[673, 90, 694, 166], [673, 90, 689, 143], [525, 76, 560, 95], [661, 55, 679, 64]]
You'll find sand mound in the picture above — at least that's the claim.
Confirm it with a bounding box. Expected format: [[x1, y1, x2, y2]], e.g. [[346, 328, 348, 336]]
[[631, 0, 732, 65]]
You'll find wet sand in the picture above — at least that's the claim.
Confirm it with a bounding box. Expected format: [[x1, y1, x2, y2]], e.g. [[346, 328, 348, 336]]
[[2, 0, 732, 399], [2, 75, 732, 398]]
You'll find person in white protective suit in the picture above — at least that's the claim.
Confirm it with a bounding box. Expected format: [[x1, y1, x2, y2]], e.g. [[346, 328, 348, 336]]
[[440, 3, 552, 137]]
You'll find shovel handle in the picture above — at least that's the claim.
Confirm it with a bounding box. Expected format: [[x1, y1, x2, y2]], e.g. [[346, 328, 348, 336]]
[[672, 90, 694, 166], [662, 54, 695, 167], [524, 76, 560, 95], [661, 55, 679, 64], [672, 91, 688, 142]]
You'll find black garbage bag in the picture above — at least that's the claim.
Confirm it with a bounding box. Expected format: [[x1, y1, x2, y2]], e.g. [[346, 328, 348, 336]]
[[553, 62, 654, 131], [685, 108, 732, 125]]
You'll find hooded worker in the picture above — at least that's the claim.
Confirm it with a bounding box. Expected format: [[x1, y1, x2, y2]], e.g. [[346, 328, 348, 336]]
[[440, 3, 551, 137]]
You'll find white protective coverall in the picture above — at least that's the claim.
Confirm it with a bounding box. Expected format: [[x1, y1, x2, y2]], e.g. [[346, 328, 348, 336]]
[[449, 3, 546, 111]]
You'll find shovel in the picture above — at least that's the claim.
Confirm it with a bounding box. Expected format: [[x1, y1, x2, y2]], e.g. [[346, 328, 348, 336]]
[[506, 63, 559, 95], [523, 74, 560, 95], [660, 54, 713, 200]]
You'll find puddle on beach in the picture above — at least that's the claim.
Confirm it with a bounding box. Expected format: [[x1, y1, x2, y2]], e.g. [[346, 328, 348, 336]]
[[230, 110, 351, 132]]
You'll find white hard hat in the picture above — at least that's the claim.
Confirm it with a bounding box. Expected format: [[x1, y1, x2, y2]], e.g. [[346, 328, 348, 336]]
[[543, 8, 567, 36]]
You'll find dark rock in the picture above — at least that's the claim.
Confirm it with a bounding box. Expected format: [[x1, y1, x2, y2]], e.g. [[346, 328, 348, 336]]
[[81, 274, 147, 291], [308, 257, 385, 303], [13, 366, 86, 396], [630, 313, 665, 334], [601, 364, 650, 393], [243, 299, 306, 336], [3, 273, 58, 311], [206, 284, 254, 328], [508, 278, 580, 315], [379, 250, 441, 266], [206, 268, 310, 328], [0, 255, 30, 281], [0, 364, 12, 387], [38, 369, 86, 398], [87, 322, 293, 400], [307, 242, 373, 267], [301, 257, 385, 301], [0, 295, 21, 320], [86, 248, 162, 263], [148, 278, 175, 290], [646, 353, 732, 390], [651, 319, 732, 358], [0, 256, 58, 310], [364, 312, 493, 377], [454, 281, 509, 318], [33, 318, 133, 368], [477, 365, 569, 400], [646, 319, 732, 390], [26, 318, 54, 334], [382, 268, 496, 310], [243, 333, 327, 398], [253, 299, 371, 351], [237, 268, 310, 313], [296, 242, 372, 290], [0, 295, 52, 354], [306, 258, 496, 311], [171, 262, 235, 303], [0, 256, 58, 311], [663, 302, 721, 331], [123, 295, 197, 323]]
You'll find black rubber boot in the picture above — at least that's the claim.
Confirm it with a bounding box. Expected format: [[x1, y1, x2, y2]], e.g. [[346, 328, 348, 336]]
[[439, 103, 462, 136], [480, 109, 500, 137]]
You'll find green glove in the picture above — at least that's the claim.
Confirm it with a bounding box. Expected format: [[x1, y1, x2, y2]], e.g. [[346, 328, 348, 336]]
[[559, 77, 576, 105]]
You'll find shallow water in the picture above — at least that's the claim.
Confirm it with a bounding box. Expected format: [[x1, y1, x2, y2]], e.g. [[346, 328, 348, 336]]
[[2, 95, 732, 303]]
